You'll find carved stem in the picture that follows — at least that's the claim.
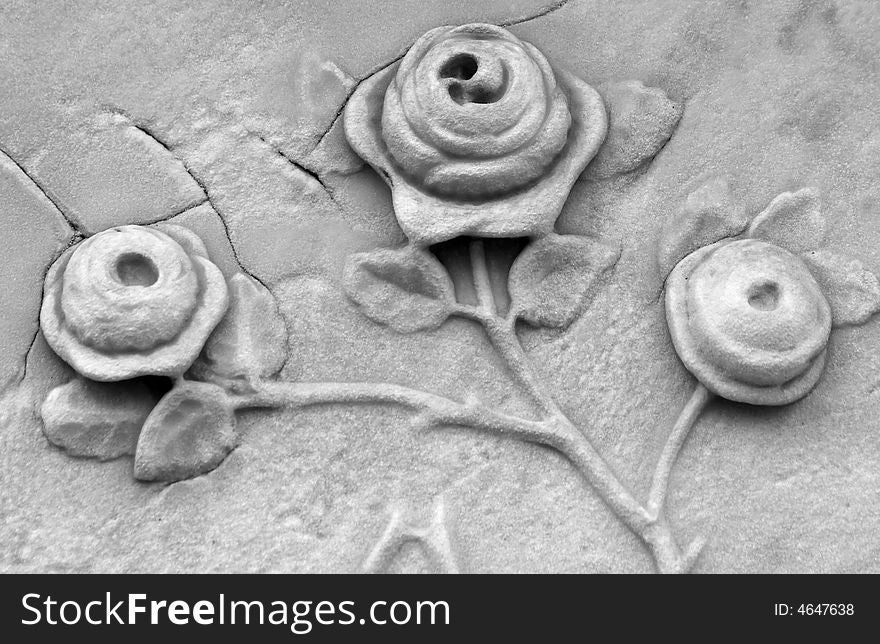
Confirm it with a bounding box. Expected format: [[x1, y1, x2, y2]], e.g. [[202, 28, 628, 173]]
[[642, 514, 706, 574], [469, 238, 496, 316], [461, 237, 707, 571], [465, 239, 660, 537], [233, 381, 550, 439], [235, 378, 703, 572], [239, 250, 709, 573], [237, 378, 652, 528], [548, 424, 652, 532], [466, 239, 560, 416], [647, 382, 713, 517], [362, 497, 459, 574]]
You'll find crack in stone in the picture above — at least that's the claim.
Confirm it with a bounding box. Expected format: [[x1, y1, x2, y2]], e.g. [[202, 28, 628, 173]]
[[8, 0, 573, 391], [308, 0, 572, 159], [498, 0, 572, 27], [19, 233, 81, 387], [160, 197, 211, 222], [251, 133, 340, 205], [20, 326, 41, 386], [0, 142, 80, 393], [0, 143, 81, 235], [209, 202, 272, 290], [108, 110, 272, 290], [308, 52, 408, 157]]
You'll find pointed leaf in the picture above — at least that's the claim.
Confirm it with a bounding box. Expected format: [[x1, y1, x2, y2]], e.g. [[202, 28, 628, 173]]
[[801, 250, 880, 327], [509, 233, 620, 329], [134, 381, 236, 482], [189, 273, 288, 388], [152, 222, 210, 259], [747, 187, 825, 252], [40, 377, 158, 460], [657, 176, 748, 278], [343, 245, 456, 333], [587, 80, 683, 179]]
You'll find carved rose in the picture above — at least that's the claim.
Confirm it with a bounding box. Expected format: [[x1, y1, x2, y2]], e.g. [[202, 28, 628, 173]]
[[662, 185, 880, 406], [41, 224, 229, 381], [666, 239, 831, 405], [344, 23, 607, 246], [384, 24, 572, 199]]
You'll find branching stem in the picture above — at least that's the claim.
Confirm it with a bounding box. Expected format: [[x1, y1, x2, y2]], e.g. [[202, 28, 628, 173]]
[[463, 239, 561, 417], [235, 375, 709, 572], [458, 239, 708, 572], [235, 239, 712, 573]]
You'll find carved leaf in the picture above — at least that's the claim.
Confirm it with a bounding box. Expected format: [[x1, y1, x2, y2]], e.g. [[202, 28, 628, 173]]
[[134, 381, 236, 482], [343, 245, 456, 333], [40, 377, 158, 460], [801, 250, 880, 327], [587, 80, 682, 179], [509, 233, 620, 329], [747, 188, 825, 253], [152, 222, 210, 259], [657, 177, 748, 278], [189, 273, 288, 388]]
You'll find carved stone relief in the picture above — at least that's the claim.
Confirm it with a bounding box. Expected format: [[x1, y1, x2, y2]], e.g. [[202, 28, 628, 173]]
[[3, 1, 880, 574]]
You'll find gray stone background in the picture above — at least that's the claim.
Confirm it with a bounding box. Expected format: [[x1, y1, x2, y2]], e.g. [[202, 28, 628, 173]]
[[2, 0, 879, 573]]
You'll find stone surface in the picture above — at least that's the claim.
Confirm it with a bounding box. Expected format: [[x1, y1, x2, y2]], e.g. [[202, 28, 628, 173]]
[[2, 0, 880, 575], [25, 111, 208, 235], [153, 203, 239, 279]]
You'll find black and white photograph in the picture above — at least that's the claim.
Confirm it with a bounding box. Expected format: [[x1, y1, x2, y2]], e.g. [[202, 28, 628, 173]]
[[1, 0, 876, 636]]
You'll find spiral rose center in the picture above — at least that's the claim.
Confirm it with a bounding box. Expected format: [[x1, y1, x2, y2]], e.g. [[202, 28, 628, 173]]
[[440, 53, 477, 80], [747, 280, 780, 311], [440, 53, 507, 105], [381, 24, 573, 201], [114, 252, 159, 287]]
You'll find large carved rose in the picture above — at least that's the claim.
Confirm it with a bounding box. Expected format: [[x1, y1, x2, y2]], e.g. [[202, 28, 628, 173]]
[[41, 225, 229, 381], [345, 23, 607, 246]]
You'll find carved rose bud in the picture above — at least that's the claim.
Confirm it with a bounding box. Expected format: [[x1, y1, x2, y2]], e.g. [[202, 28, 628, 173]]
[[41, 225, 229, 381], [344, 23, 607, 246], [666, 239, 832, 405]]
